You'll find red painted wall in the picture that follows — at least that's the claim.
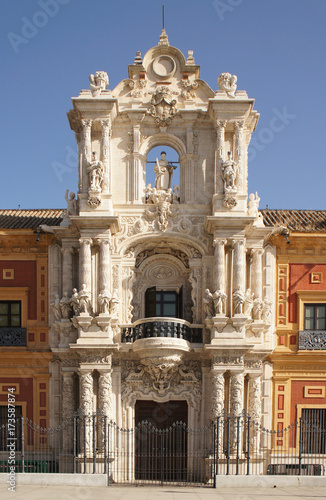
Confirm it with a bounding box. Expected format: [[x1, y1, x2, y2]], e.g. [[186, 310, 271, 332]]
[[288, 264, 326, 323]]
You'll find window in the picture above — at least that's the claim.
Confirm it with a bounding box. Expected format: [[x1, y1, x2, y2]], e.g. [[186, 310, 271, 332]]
[[304, 304, 326, 330], [0, 301, 21, 327], [145, 287, 183, 319], [301, 408, 326, 454]]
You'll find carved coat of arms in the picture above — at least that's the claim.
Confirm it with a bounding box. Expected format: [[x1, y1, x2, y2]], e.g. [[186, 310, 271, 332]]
[[148, 86, 177, 125]]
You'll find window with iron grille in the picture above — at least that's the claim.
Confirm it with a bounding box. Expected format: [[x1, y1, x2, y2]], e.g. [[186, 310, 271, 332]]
[[304, 304, 326, 330], [301, 408, 326, 454], [0, 301, 21, 327]]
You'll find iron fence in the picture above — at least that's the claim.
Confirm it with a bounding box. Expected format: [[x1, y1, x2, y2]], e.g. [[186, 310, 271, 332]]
[[0, 410, 325, 485]]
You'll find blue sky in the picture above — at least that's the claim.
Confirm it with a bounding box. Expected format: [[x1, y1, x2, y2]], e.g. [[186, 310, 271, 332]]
[[0, 0, 325, 210]]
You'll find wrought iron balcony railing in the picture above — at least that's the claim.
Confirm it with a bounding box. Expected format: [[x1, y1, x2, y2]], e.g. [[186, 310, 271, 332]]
[[0, 328, 27, 347], [298, 330, 326, 350], [121, 318, 203, 344]]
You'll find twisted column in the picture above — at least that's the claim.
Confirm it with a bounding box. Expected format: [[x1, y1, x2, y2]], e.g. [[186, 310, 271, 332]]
[[248, 374, 262, 452], [79, 370, 94, 453], [230, 372, 244, 452], [62, 372, 75, 452]]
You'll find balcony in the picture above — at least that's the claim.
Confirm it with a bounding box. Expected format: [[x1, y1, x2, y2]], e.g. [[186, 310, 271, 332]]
[[298, 330, 326, 350], [0, 328, 27, 347], [121, 318, 203, 344]]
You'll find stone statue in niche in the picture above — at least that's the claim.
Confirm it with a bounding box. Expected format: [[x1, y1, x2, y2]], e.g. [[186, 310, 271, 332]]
[[78, 284, 92, 314], [261, 297, 272, 323], [52, 294, 62, 321], [98, 288, 111, 314], [88, 152, 104, 191], [203, 289, 215, 318], [89, 71, 109, 97], [233, 287, 245, 315], [217, 72, 237, 98], [70, 288, 80, 316], [60, 292, 72, 319], [213, 285, 227, 315], [87, 152, 104, 208], [244, 288, 254, 318], [154, 151, 177, 191], [222, 152, 237, 194]]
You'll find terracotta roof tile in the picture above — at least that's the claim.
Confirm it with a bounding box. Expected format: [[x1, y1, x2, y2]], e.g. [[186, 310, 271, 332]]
[[0, 209, 64, 229], [261, 209, 326, 232]]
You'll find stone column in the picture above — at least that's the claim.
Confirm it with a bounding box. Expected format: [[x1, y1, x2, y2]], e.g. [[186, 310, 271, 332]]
[[230, 371, 244, 453], [61, 246, 74, 296], [248, 374, 262, 452], [251, 249, 263, 319], [99, 238, 111, 293], [81, 119, 92, 192], [75, 128, 83, 193], [234, 121, 244, 193], [62, 372, 75, 452], [213, 237, 226, 292], [79, 370, 94, 453], [100, 119, 111, 193], [79, 238, 92, 291], [99, 370, 113, 418], [211, 370, 225, 453], [232, 240, 245, 315], [216, 120, 226, 193], [128, 113, 144, 203]]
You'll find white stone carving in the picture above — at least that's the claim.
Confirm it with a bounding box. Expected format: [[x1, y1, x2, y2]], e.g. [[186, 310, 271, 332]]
[[217, 72, 237, 98], [79, 371, 93, 415], [211, 371, 225, 418], [222, 151, 237, 194], [52, 294, 62, 321], [89, 71, 109, 97], [98, 288, 111, 314], [181, 79, 198, 99], [78, 284, 92, 315], [87, 152, 104, 208], [154, 152, 177, 191], [232, 287, 245, 315], [98, 371, 112, 417], [253, 298, 263, 321], [203, 289, 215, 319], [64, 189, 77, 216], [60, 292, 72, 319], [244, 288, 254, 318], [261, 297, 272, 323], [148, 86, 177, 126], [213, 285, 227, 315]]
